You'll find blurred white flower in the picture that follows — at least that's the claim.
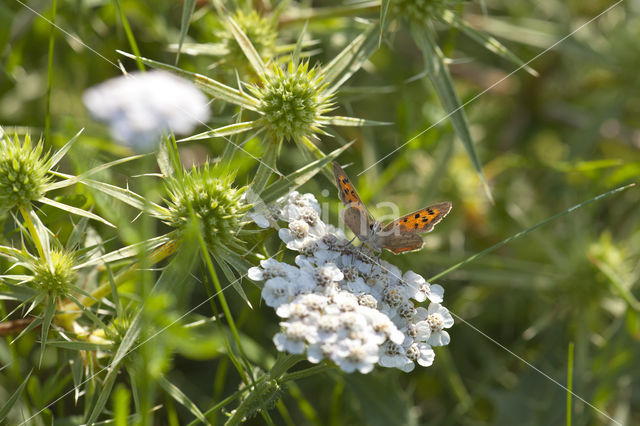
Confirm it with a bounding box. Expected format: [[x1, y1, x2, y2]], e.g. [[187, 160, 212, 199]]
[[83, 70, 210, 150], [249, 192, 453, 373]]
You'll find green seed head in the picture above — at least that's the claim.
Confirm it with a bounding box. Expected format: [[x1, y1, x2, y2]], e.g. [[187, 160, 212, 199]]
[[32, 251, 76, 297], [216, 10, 277, 71], [394, 0, 460, 21], [253, 62, 332, 142], [165, 163, 248, 253], [0, 134, 50, 211]]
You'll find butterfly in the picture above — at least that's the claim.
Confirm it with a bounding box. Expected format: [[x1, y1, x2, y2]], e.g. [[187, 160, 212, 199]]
[[332, 162, 451, 254]]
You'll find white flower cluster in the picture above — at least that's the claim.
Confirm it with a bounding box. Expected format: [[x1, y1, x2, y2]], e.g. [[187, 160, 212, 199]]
[[248, 192, 453, 373], [83, 70, 210, 150]]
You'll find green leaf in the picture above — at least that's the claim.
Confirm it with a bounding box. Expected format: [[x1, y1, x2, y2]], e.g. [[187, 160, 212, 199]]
[[379, 0, 391, 46], [175, 0, 197, 65], [412, 24, 493, 202], [45, 154, 146, 191], [46, 340, 112, 351], [39, 297, 57, 366], [178, 121, 261, 142], [322, 24, 379, 95], [250, 139, 281, 196], [158, 376, 207, 424], [0, 370, 32, 421], [440, 10, 538, 77], [318, 116, 392, 127], [77, 178, 167, 218], [48, 128, 83, 168], [38, 196, 115, 228], [226, 16, 267, 79], [117, 51, 260, 110], [85, 362, 119, 425], [292, 21, 309, 68], [261, 141, 353, 204]]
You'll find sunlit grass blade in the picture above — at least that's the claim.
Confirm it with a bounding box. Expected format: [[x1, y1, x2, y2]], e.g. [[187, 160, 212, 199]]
[[0, 370, 31, 421], [261, 141, 353, 204], [117, 51, 260, 110], [158, 376, 207, 423], [38, 197, 115, 228], [178, 121, 261, 142], [412, 24, 493, 203], [440, 10, 538, 77], [175, 0, 196, 65], [227, 16, 267, 79], [428, 183, 636, 281], [70, 353, 83, 403]]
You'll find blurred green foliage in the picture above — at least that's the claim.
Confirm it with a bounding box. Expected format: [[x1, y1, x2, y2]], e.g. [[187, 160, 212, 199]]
[[1, 0, 639, 425]]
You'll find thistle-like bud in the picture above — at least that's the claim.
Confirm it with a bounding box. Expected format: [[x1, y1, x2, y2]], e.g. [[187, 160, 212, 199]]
[[165, 163, 248, 254], [251, 62, 333, 142], [0, 133, 50, 211], [32, 250, 76, 297]]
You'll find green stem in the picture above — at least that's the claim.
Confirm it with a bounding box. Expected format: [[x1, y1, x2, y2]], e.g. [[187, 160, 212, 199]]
[[114, 0, 145, 72], [44, 0, 57, 143], [566, 342, 574, 426], [280, 364, 331, 382], [428, 183, 636, 282]]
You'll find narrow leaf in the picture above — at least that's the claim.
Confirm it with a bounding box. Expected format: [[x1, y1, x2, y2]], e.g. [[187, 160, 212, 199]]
[[250, 139, 281, 196], [0, 370, 32, 421], [226, 16, 267, 79], [440, 10, 538, 77], [175, 0, 197, 65], [413, 24, 493, 202], [158, 376, 207, 424], [318, 116, 392, 127], [39, 197, 115, 228], [49, 128, 83, 168], [46, 340, 112, 351], [178, 121, 260, 142], [39, 298, 57, 366], [117, 51, 260, 110], [323, 24, 379, 95]]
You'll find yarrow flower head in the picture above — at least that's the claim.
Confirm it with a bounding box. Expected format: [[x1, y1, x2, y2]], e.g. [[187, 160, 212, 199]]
[[0, 133, 51, 212], [83, 70, 210, 150], [165, 163, 249, 254], [248, 192, 453, 373]]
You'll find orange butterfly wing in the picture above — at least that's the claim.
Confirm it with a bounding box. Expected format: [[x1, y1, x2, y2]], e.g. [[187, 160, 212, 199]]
[[332, 163, 372, 238], [383, 202, 452, 234]]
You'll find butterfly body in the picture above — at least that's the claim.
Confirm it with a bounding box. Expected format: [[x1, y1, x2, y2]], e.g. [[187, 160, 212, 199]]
[[333, 162, 451, 254]]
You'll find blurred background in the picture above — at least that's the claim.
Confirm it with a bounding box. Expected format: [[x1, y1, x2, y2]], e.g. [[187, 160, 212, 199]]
[[1, 0, 638, 424]]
